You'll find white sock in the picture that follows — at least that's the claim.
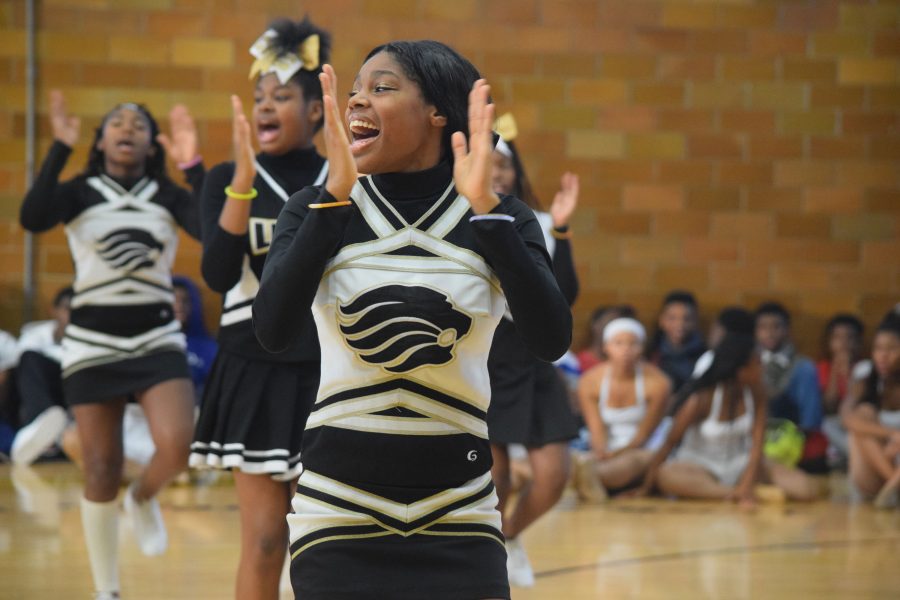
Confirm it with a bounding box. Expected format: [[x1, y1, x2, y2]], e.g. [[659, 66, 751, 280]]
[[80, 496, 120, 595], [279, 550, 293, 593]]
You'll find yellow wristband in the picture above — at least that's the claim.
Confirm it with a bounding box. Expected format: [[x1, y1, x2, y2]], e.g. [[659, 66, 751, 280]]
[[309, 200, 352, 209], [225, 186, 258, 200]]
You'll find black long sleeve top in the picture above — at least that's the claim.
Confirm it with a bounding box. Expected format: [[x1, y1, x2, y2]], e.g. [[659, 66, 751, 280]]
[[199, 147, 326, 362], [19, 140, 205, 337], [252, 161, 572, 488], [254, 167, 572, 364], [488, 213, 580, 373], [20, 140, 204, 238]]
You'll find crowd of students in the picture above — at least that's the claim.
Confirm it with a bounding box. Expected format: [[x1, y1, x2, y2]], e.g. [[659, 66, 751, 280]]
[[567, 293, 900, 505], [0, 14, 897, 600]]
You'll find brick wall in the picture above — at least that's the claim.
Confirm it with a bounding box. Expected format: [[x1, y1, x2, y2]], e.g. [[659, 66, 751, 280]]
[[1, 0, 898, 356]]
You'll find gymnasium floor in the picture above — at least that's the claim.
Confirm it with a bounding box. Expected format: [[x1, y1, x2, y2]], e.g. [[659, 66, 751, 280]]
[[2, 462, 898, 599]]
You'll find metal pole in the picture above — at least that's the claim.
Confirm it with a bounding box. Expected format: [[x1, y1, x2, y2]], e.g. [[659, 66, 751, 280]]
[[23, 0, 36, 323]]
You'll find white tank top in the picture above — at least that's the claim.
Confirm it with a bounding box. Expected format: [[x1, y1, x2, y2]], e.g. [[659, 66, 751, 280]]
[[680, 384, 753, 459], [599, 364, 646, 452], [880, 409, 900, 430]]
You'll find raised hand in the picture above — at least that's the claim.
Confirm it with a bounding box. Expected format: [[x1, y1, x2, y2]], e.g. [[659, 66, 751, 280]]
[[157, 104, 198, 166], [451, 79, 500, 215], [319, 64, 357, 202], [49, 89, 80, 147], [229, 94, 256, 191], [550, 172, 579, 228]]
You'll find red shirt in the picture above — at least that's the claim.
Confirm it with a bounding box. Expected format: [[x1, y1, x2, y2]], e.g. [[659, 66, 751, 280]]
[[577, 349, 603, 374]]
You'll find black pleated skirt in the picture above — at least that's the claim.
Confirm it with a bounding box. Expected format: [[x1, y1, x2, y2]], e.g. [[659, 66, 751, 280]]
[[189, 349, 319, 480]]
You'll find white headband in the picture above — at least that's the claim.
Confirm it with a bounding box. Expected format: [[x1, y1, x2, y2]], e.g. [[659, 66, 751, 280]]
[[495, 136, 513, 158], [603, 318, 646, 343]]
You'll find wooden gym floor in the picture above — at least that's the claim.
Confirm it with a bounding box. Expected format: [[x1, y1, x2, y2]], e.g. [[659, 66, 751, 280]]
[[2, 462, 898, 599]]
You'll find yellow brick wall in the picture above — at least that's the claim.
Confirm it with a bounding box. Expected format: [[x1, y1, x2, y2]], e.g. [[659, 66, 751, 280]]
[[1, 0, 898, 357]]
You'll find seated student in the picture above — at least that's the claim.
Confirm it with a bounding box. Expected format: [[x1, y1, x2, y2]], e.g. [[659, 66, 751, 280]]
[[8, 287, 73, 465], [575, 318, 671, 501], [171, 275, 217, 402], [818, 313, 865, 467], [576, 304, 637, 373], [634, 308, 819, 505], [842, 311, 900, 508], [647, 290, 706, 394], [755, 301, 826, 472]]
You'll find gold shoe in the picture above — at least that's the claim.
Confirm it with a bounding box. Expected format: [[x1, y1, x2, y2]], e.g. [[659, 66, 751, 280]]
[[754, 484, 787, 503]]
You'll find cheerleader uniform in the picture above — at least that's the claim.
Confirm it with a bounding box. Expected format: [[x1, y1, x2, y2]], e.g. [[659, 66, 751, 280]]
[[253, 161, 572, 599], [673, 384, 754, 487], [189, 148, 327, 480], [487, 211, 579, 447], [19, 141, 204, 404]]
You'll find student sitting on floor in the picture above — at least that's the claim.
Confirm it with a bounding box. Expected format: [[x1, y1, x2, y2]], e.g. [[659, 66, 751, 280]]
[[574, 317, 671, 502], [842, 310, 900, 508], [756, 301, 826, 473], [633, 308, 820, 505], [8, 287, 73, 466], [646, 290, 706, 395], [818, 313, 865, 469]]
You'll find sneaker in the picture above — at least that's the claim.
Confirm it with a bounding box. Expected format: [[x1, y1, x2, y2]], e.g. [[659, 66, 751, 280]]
[[124, 485, 168, 556], [572, 451, 607, 504], [10, 406, 67, 466], [94, 592, 120, 600], [506, 538, 535, 588]]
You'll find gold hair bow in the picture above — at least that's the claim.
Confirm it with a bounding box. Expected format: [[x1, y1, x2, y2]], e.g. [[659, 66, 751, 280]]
[[249, 30, 320, 84], [494, 112, 518, 142]]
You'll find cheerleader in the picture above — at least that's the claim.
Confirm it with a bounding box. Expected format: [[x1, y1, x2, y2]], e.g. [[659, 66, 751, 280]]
[[486, 115, 580, 587], [20, 91, 204, 600], [187, 18, 330, 600], [253, 42, 571, 599]]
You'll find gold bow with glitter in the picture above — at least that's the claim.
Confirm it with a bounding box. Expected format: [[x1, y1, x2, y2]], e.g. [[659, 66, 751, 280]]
[[494, 112, 518, 142], [249, 30, 320, 84]]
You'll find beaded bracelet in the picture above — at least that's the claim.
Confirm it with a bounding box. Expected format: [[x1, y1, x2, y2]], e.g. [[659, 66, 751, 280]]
[[225, 186, 258, 201], [309, 200, 352, 209]]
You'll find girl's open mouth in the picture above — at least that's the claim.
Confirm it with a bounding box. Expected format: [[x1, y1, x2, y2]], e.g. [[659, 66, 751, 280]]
[[349, 119, 380, 153], [257, 122, 281, 144]]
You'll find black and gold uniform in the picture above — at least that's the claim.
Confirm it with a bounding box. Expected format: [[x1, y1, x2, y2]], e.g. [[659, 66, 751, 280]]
[[189, 149, 327, 479], [20, 141, 203, 404], [254, 161, 571, 599]]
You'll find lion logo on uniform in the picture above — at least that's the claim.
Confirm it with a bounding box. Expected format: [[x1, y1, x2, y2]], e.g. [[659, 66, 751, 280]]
[[337, 284, 473, 373], [95, 228, 164, 272]]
